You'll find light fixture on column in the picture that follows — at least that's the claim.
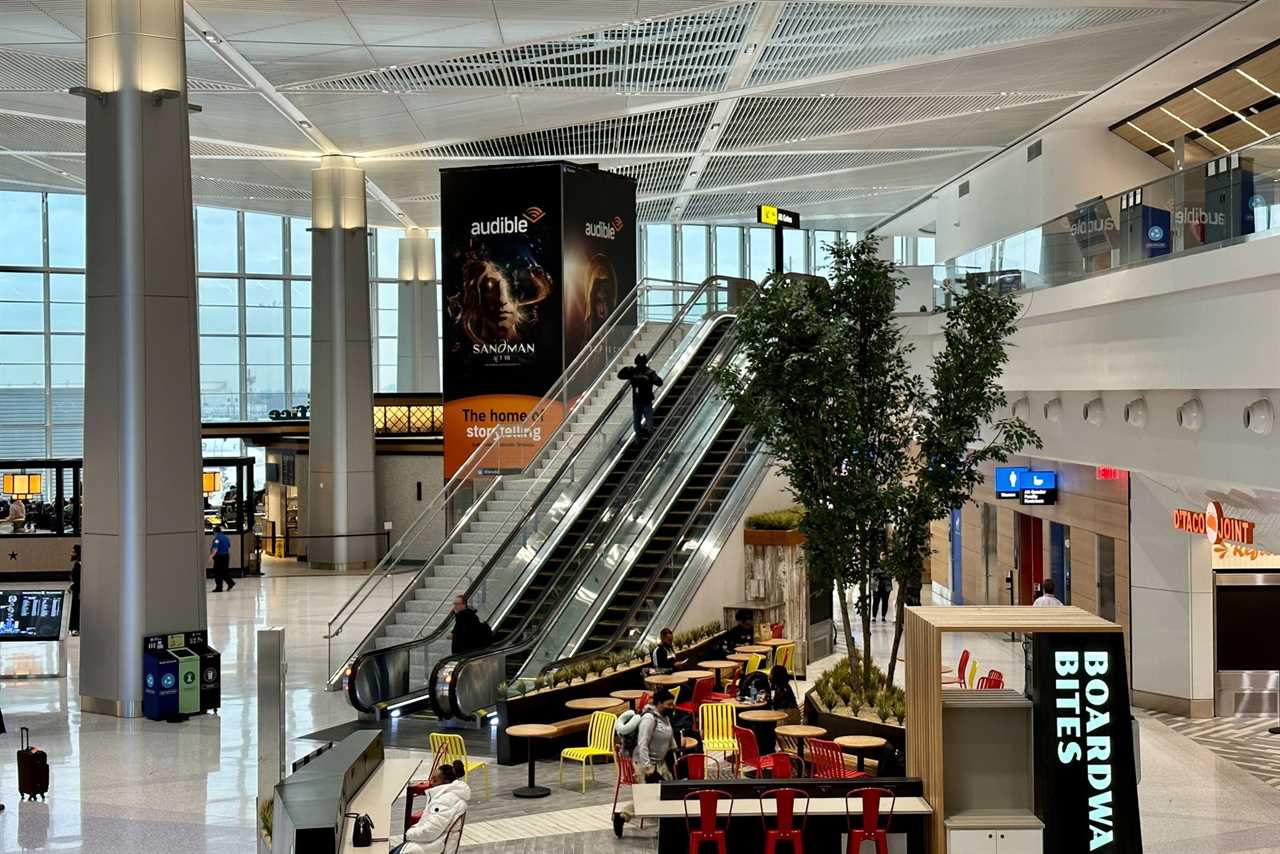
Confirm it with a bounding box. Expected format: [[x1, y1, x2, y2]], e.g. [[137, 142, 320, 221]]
[[1011, 396, 1030, 420], [1177, 398, 1204, 432], [1124, 397, 1147, 429], [1083, 397, 1105, 426], [398, 227, 437, 281], [1043, 397, 1063, 423], [1244, 398, 1274, 436]]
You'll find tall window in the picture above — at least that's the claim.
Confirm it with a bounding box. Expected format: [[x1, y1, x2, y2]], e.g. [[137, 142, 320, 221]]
[[814, 230, 839, 275], [644, 224, 674, 281], [782, 229, 807, 274], [747, 228, 773, 279], [714, 226, 742, 277], [679, 225, 708, 283], [917, 236, 936, 266]]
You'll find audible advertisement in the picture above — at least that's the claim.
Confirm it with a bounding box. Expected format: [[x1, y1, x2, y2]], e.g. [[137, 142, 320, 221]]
[[561, 166, 637, 366], [441, 164, 564, 477], [1030, 632, 1142, 854]]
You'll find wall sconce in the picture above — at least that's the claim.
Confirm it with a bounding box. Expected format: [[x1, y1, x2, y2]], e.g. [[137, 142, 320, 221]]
[[1124, 397, 1147, 429]]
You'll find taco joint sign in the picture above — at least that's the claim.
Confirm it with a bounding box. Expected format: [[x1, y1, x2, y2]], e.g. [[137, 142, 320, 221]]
[[1171, 500, 1255, 545]]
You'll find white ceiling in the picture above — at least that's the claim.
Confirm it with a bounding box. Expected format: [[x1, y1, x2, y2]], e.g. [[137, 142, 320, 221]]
[[0, 0, 1242, 229]]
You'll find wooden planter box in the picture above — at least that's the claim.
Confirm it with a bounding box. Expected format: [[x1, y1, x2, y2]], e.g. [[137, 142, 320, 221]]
[[744, 528, 806, 547]]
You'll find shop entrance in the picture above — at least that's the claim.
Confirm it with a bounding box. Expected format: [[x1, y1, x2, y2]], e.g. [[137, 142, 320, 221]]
[[1015, 512, 1043, 604], [1049, 522, 1071, 604]]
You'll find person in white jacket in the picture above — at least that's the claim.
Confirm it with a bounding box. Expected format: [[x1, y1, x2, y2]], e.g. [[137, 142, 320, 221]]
[[390, 760, 471, 854]]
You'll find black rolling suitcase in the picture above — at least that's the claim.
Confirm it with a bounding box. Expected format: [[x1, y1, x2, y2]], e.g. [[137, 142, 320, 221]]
[[17, 727, 49, 801]]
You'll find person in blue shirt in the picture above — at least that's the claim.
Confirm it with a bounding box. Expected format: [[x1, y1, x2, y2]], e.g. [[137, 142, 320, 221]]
[[209, 524, 234, 593]]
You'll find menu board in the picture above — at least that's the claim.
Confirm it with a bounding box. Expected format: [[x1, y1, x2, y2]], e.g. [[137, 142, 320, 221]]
[[0, 589, 65, 641]]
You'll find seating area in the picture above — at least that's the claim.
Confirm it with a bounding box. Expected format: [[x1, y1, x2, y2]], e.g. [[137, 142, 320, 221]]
[[944, 648, 1004, 689]]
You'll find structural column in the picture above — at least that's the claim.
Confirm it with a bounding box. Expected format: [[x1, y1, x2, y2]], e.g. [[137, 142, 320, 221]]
[[80, 0, 206, 717], [308, 156, 378, 568], [396, 227, 440, 393]]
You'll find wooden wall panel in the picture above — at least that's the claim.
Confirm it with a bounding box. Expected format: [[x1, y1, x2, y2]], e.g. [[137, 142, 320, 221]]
[[996, 507, 1016, 604], [929, 519, 950, 589], [961, 502, 984, 604], [1071, 529, 1099, 615]]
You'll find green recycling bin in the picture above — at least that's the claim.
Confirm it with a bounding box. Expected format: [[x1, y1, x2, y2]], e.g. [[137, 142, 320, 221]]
[[172, 648, 200, 714]]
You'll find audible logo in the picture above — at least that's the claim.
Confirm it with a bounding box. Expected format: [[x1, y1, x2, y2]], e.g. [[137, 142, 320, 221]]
[[585, 216, 625, 240], [470, 206, 546, 236]]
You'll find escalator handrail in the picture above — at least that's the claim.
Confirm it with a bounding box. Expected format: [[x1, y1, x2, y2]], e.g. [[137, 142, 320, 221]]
[[548, 420, 759, 672], [434, 320, 742, 715], [325, 276, 711, 642], [343, 311, 734, 712]]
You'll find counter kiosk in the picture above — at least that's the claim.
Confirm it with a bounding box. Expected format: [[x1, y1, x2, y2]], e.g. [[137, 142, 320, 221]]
[[904, 606, 1140, 854]]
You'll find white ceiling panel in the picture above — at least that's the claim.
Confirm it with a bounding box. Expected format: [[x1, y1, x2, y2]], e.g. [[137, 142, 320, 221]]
[[188, 94, 317, 151], [2, 2, 83, 43]]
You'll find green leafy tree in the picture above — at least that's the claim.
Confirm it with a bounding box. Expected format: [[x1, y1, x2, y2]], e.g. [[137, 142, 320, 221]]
[[713, 236, 918, 683], [882, 279, 1040, 685]]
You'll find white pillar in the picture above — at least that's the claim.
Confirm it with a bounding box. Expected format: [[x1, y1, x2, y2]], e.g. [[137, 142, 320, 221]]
[[396, 227, 440, 393], [307, 155, 378, 568], [80, 0, 206, 717]]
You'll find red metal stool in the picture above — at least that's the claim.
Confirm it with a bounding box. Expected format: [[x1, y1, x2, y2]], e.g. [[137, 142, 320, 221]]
[[844, 787, 896, 854], [761, 787, 809, 854], [733, 725, 765, 778], [683, 788, 733, 854]]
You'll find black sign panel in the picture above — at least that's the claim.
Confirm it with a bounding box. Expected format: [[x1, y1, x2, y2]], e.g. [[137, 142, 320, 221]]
[[1030, 632, 1142, 854], [1020, 487, 1058, 506], [0, 589, 64, 641]]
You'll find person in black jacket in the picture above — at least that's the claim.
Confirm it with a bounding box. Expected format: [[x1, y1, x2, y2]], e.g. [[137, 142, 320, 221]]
[[617, 354, 663, 437], [449, 595, 491, 655], [68, 545, 81, 636], [648, 628, 679, 674], [769, 665, 798, 711]]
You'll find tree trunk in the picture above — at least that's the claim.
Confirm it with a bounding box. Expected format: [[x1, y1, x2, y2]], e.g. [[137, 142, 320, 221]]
[[859, 575, 873, 686], [837, 578, 858, 671], [886, 549, 926, 687]]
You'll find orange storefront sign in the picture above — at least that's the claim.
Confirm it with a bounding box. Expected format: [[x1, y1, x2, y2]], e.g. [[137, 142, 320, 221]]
[[1172, 500, 1255, 545]]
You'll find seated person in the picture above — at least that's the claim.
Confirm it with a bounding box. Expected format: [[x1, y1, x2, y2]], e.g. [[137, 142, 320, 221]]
[[646, 628, 680, 674], [723, 608, 755, 650], [391, 760, 470, 854], [768, 665, 798, 711], [1, 498, 26, 531]]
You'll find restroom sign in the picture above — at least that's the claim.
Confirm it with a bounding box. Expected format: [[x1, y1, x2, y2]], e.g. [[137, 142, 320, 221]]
[[1171, 500, 1254, 545]]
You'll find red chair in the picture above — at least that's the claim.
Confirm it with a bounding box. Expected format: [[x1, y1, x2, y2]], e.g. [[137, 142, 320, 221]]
[[677, 677, 715, 718], [976, 669, 1005, 690], [761, 787, 808, 854], [441, 812, 467, 854], [771, 623, 785, 639], [946, 649, 971, 688], [683, 789, 732, 854], [809, 739, 868, 780], [611, 746, 647, 831], [709, 670, 740, 702], [733, 725, 766, 777], [762, 752, 800, 779], [844, 787, 896, 854], [677, 753, 724, 780]]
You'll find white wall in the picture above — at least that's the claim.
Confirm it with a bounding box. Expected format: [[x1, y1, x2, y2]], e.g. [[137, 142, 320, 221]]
[[680, 463, 793, 630], [375, 454, 446, 561], [933, 126, 1170, 261]]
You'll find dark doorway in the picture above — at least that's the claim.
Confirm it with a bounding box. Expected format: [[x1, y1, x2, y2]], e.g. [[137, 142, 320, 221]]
[[1049, 522, 1071, 604], [1015, 512, 1044, 604]]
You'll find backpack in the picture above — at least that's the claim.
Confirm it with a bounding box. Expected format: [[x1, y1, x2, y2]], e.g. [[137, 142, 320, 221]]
[[615, 709, 642, 754]]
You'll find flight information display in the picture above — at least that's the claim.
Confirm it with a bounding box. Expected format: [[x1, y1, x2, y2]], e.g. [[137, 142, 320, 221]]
[[0, 589, 64, 641]]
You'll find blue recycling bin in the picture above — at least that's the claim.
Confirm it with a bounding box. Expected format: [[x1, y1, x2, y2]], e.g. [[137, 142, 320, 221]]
[[143, 648, 180, 720]]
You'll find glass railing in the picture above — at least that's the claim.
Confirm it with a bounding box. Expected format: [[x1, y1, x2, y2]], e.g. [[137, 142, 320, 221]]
[[324, 276, 747, 686], [940, 134, 1280, 303]]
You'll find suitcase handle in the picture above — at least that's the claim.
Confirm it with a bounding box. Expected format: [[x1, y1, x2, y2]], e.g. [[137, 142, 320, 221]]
[[20, 726, 28, 751]]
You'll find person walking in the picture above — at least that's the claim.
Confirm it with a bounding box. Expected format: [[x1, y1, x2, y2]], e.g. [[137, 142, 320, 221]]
[[872, 570, 892, 622], [208, 525, 234, 593], [617, 354, 663, 437], [614, 688, 677, 836], [1033, 578, 1064, 607], [68, 545, 82, 636]]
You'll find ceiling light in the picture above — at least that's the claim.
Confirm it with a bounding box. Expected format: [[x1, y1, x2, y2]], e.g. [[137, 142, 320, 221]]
[[297, 119, 312, 128], [744, 43, 757, 56], [58, 171, 69, 177], [202, 31, 222, 45], [388, 65, 398, 71]]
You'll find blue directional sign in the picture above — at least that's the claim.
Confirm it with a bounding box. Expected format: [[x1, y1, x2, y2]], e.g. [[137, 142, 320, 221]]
[[995, 466, 1028, 499]]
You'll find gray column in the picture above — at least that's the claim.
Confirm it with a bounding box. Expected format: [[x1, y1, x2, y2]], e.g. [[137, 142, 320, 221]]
[[80, 0, 206, 717], [396, 227, 440, 393], [308, 155, 378, 568]]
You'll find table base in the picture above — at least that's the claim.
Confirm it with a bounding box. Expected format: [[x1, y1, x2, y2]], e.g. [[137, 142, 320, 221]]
[[513, 785, 551, 798]]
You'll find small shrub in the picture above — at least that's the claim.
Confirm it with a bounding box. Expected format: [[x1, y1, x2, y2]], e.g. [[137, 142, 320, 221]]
[[875, 690, 893, 723], [745, 506, 806, 530], [496, 681, 509, 699]]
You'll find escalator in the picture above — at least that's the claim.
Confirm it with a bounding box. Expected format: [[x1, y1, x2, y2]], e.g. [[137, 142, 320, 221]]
[[577, 414, 756, 651], [429, 317, 741, 718], [345, 313, 734, 719]]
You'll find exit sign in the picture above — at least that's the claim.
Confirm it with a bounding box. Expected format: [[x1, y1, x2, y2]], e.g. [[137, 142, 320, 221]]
[[1096, 466, 1125, 481]]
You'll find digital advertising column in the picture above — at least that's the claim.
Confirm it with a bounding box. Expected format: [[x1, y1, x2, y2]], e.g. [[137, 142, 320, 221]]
[[441, 162, 636, 479]]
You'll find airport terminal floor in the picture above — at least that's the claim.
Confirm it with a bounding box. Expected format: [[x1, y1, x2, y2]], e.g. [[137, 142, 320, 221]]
[[1, 573, 1278, 853]]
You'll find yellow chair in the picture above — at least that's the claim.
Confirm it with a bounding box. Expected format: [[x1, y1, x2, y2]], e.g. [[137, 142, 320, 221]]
[[774, 644, 796, 674], [699, 702, 737, 754], [670, 686, 681, 704], [745, 653, 766, 675], [429, 732, 490, 800], [560, 711, 617, 792]]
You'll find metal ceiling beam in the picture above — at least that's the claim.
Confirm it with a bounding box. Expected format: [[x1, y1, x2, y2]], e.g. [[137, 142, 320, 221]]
[[181, 3, 414, 227]]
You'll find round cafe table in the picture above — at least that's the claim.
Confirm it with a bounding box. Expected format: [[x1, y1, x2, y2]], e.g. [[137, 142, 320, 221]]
[[726, 697, 766, 709], [760, 638, 793, 648], [698, 660, 738, 691], [735, 644, 770, 655], [775, 724, 827, 767], [610, 689, 648, 710], [565, 697, 624, 713], [671, 669, 714, 682], [644, 673, 686, 688], [505, 723, 557, 798], [726, 653, 752, 664], [740, 708, 787, 755], [834, 734, 888, 773]]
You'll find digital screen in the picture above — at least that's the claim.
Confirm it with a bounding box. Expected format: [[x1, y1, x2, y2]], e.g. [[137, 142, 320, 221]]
[[0, 589, 64, 641]]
